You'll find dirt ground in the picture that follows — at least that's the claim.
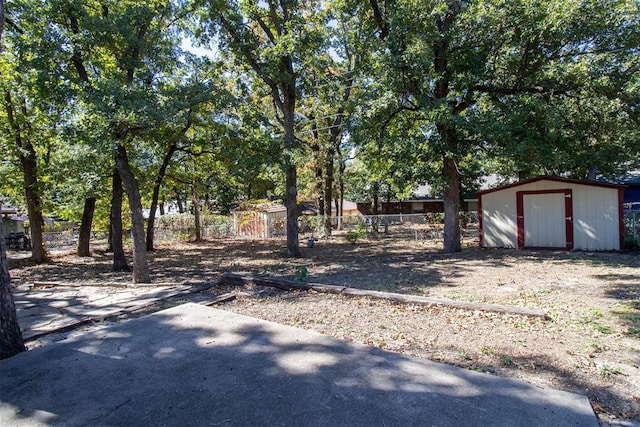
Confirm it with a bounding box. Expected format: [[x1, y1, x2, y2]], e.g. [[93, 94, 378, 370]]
[[8, 236, 640, 424]]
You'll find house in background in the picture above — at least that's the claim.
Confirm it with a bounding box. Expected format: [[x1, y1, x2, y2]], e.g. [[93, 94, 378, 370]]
[[607, 171, 640, 210], [357, 197, 478, 216], [477, 176, 625, 251]]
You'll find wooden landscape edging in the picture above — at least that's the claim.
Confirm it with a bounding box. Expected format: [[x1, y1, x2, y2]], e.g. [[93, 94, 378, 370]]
[[220, 272, 549, 320]]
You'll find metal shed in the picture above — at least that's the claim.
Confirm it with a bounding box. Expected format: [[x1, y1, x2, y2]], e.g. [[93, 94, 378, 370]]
[[478, 176, 625, 251]]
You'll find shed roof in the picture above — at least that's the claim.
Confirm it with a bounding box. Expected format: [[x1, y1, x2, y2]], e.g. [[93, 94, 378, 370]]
[[477, 175, 625, 197], [1, 204, 17, 215]]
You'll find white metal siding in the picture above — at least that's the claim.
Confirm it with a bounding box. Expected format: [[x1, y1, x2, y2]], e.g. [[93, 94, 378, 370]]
[[481, 179, 621, 251], [572, 186, 620, 250], [481, 191, 518, 248]]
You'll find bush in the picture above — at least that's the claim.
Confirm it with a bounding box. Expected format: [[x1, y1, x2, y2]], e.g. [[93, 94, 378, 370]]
[[345, 223, 368, 243]]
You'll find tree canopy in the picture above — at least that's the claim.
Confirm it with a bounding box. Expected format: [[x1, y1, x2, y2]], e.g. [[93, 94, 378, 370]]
[[0, 0, 637, 265]]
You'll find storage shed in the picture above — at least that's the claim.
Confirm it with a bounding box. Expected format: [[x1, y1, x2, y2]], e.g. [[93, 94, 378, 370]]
[[478, 176, 625, 251]]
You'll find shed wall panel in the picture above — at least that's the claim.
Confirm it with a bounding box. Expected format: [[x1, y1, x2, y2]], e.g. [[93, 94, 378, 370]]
[[571, 186, 620, 250], [480, 191, 518, 248]]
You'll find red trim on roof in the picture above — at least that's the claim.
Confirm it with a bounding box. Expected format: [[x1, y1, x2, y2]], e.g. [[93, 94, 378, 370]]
[[476, 176, 625, 197]]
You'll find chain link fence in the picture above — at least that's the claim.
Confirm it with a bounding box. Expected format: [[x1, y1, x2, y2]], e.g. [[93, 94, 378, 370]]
[[624, 210, 640, 249], [14, 210, 636, 250], [150, 212, 479, 244]]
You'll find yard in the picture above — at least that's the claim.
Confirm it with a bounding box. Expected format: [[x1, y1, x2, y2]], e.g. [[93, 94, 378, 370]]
[[8, 237, 640, 424]]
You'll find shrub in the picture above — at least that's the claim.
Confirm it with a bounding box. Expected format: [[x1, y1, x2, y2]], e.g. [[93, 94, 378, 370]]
[[345, 223, 368, 243]]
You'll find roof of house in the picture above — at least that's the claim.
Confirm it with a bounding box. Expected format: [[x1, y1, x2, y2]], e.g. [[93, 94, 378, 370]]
[[477, 175, 625, 196], [604, 170, 640, 186]]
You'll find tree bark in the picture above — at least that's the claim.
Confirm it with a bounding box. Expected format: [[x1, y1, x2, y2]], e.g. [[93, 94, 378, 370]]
[[0, 217, 26, 360], [175, 188, 184, 214], [336, 144, 346, 230], [115, 145, 150, 283], [323, 147, 335, 236], [284, 164, 301, 257], [442, 156, 461, 253], [110, 169, 129, 272], [77, 197, 96, 257], [21, 143, 47, 263], [192, 184, 202, 241], [3, 91, 47, 262], [282, 83, 301, 257]]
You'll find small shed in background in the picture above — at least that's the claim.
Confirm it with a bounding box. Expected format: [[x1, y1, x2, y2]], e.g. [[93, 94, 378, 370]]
[[232, 202, 287, 238], [478, 176, 625, 251], [1, 203, 26, 236]]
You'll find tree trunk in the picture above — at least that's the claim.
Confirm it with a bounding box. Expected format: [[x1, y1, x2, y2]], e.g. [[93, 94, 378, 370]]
[[282, 85, 301, 257], [371, 182, 380, 234], [146, 145, 178, 251], [284, 164, 301, 257], [77, 197, 96, 257], [192, 184, 202, 242], [442, 156, 461, 253], [21, 148, 47, 263], [115, 145, 150, 283], [0, 217, 26, 360], [311, 139, 324, 219], [323, 147, 335, 236], [175, 188, 184, 214], [3, 91, 47, 263], [110, 169, 129, 272]]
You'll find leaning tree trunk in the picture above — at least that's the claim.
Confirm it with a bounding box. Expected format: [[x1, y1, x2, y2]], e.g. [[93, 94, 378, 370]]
[[115, 145, 150, 283], [147, 141, 181, 251], [442, 156, 462, 253], [110, 169, 130, 271], [0, 218, 26, 360], [77, 197, 96, 257]]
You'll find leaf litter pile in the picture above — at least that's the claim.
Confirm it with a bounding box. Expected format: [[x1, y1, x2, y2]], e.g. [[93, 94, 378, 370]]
[[9, 238, 640, 424]]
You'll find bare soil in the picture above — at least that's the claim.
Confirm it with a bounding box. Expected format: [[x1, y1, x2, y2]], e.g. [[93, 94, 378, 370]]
[[8, 237, 640, 424]]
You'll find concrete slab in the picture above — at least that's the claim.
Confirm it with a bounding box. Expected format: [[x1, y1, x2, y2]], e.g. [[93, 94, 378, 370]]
[[13, 284, 192, 340], [0, 303, 598, 427]]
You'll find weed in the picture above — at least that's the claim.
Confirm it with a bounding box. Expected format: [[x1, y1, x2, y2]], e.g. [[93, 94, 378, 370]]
[[616, 303, 640, 323], [600, 365, 625, 379], [546, 310, 559, 322], [501, 356, 514, 367], [579, 308, 613, 335], [514, 320, 528, 330], [589, 341, 605, 353], [627, 326, 640, 338], [345, 223, 368, 243], [480, 346, 495, 355], [593, 323, 613, 334], [294, 266, 308, 282], [458, 351, 472, 361]]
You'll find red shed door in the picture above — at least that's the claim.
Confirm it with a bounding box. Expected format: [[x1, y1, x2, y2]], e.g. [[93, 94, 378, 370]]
[[517, 190, 573, 250]]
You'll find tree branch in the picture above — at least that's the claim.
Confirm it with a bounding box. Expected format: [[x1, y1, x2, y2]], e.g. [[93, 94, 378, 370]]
[[472, 85, 570, 96], [369, 0, 389, 39]]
